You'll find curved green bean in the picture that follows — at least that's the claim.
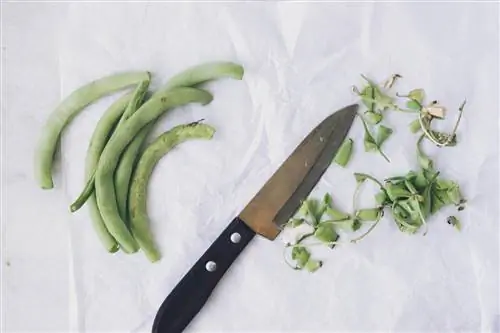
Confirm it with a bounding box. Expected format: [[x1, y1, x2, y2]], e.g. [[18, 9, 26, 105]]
[[35, 71, 150, 189], [78, 93, 134, 251], [129, 123, 216, 262], [115, 124, 151, 220], [89, 194, 119, 253], [164, 61, 244, 89], [69, 93, 133, 212], [95, 87, 213, 253], [71, 78, 150, 212], [120, 79, 151, 125]]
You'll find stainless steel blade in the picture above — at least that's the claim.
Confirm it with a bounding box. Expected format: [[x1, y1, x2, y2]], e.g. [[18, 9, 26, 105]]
[[239, 104, 358, 239]]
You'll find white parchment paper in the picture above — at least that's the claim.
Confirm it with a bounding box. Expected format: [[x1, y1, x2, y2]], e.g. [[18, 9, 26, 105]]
[[3, 2, 499, 332]]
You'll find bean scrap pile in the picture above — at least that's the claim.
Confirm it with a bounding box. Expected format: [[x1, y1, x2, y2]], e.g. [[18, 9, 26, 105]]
[[284, 74, 467, 272]]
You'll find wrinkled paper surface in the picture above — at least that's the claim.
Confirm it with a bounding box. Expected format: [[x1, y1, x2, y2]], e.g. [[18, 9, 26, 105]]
[[3, 2, 499, 332]]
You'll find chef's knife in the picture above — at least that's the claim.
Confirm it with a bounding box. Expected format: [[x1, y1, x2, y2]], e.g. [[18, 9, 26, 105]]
[[152, 103, 359, 333]]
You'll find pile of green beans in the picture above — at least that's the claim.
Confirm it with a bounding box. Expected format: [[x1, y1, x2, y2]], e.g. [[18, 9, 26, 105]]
[[35, 61, 244, 261]]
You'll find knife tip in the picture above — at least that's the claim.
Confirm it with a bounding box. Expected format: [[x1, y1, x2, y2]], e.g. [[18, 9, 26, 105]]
[[334, 103, 359, 121]]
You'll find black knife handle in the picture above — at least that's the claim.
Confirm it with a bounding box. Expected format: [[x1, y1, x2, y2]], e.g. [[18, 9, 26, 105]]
[[152, 216, 256, 333]]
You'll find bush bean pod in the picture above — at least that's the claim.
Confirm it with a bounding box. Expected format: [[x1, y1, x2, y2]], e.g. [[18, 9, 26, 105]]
[[35, 71, 150, 189], [128, 123, 216, 262]]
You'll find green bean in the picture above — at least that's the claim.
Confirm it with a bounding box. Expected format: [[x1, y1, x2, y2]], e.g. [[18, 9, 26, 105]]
[[70, 172, 95, 212], [120, 79, 151, 124], [111, 81, 150, 221], [115, 125, 151, 221], [35, 71, 150, 189], [95, 88, 213, 253], [70, 79, 151, 212], [129, 123, 216, 262], [333, 138, 353, 167], [164, 61, 244, 89], [76, 93, 134, 251], [69, 93, 130, 212]]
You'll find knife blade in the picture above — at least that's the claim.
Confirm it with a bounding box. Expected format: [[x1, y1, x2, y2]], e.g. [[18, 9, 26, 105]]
[[152, 103, 359, 333]]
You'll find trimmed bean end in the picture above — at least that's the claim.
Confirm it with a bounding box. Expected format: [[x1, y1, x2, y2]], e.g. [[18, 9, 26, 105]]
[[109, 244, 120, 253], [145, 250, 161, 263]]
